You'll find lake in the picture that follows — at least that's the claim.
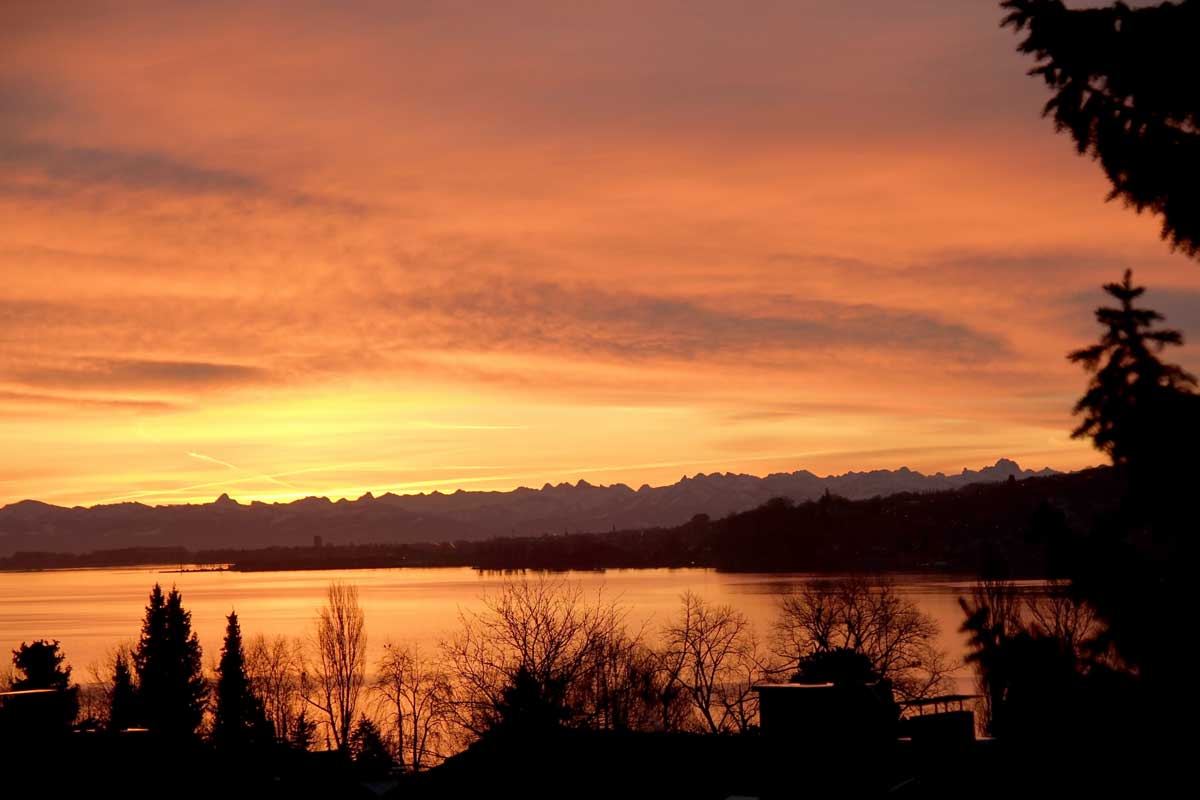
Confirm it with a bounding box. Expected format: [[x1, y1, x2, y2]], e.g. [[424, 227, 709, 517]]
[[0, 566, 1002, 692]]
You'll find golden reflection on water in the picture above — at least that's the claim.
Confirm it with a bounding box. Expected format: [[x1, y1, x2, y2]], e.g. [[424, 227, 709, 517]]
[[0, 567, 998, 690]]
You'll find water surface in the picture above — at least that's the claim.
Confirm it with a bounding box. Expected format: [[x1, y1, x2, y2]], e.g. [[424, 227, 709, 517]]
[[0, 567, 1001, 691]]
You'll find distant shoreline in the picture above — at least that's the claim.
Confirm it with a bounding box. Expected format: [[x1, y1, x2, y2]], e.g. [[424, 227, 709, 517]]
[[0, 556, 1040, 581], [0, 469, 1119, 578]]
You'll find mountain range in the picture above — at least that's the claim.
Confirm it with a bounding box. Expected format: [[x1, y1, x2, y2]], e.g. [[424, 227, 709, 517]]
[[0, 459, 1058, 556]]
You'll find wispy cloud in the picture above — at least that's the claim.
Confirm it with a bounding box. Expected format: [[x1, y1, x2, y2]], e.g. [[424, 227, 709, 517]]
[[369, 276, 1011, 363], [0, 389, 176, 412], [1, 139, 261, 194], [11, 358, 270, 392]]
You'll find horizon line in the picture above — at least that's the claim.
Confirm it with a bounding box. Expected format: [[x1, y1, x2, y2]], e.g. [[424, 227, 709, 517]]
[[3, 455, 1091, 512]]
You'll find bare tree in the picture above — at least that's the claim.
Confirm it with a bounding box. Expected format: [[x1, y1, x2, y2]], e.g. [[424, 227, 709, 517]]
[[83, 643, 140, 731], [303, 581, 367, 751], [79, 654, 118, 728], [662, 592, 768, 733], [574, 627, 689, 733], [716, 627, 770, 734], [84, 646, 122, 720], [441, 577, 626, 737], [647, 647, 694, 733], [1026, 580, 1104, 662], [246, 633, 305, 744], [773, 577, 951, 702], [962, 577, 1109, 735], [374, 641, 455, 771]]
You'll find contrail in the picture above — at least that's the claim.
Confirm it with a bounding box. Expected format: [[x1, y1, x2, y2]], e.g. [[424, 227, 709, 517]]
[[95, 454, 342, 503], [186, 451, 241, 471], [187, 451, 299, 491]]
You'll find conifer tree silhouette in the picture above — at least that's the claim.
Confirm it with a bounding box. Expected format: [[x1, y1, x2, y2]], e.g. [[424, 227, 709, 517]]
[[133, 584, 207, 738], [212, 610, 273, 750], [1066, 271, 1198, 685], [1068, 269, 1197, 469], [6, 639, 79, 734], [109, 648, 139, 732], [1003, 0, 1200, 256]]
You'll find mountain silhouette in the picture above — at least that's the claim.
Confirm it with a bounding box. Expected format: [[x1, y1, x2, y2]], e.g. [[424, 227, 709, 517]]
[[0, 459, 1058, 555]]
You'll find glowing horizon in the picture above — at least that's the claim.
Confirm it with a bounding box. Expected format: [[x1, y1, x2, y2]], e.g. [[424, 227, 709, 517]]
[[82, 449, 1089, 509]]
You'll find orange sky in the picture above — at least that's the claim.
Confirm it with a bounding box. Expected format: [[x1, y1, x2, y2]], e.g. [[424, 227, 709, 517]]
[[2, 1, 1198, 507]]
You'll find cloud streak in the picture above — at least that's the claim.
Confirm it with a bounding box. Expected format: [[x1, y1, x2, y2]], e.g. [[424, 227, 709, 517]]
[[1, 139, 261, 194], [376, 278, 1009, 363], [0, 389, 176, 412], [10, 358, 270, 392]]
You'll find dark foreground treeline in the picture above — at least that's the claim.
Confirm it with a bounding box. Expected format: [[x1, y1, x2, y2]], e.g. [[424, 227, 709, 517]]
[[0, 467, 1121, 575], [0, 574, 979, 798], [459, 466, 1120, 574]]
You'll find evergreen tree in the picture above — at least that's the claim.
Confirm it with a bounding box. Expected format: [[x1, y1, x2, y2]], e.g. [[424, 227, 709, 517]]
[[1003, 1, 1200, 256], [1068, 269, 1197, 471], [493, 665, 570, 734], [6, 639, 79, 733], [212, 610, 273, 750], [132, 583, 208, 738], [1066, 272, 1198, 684], [9, 640, 75, 692], [290, 710, 318, 752], [109, 648, 139, 732], [349, 716, 394, 777]]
